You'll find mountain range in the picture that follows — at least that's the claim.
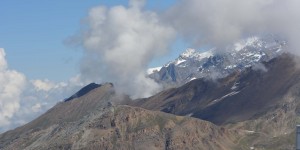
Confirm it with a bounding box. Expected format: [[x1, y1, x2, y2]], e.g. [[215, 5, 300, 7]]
[[1, 36, 299, 150], [148, 35, 286, 88]]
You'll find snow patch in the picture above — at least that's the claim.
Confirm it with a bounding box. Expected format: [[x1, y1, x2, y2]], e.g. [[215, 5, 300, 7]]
[[234, 36, 260, 51], [231, 82, 239, 90], [276, 48, 282, 53], [209, 91, 240, 106], [186, 113, 193, 117], [180, 48, 213, 60], [189, 77, 197, 81], [225, 65, 237, 70], [198, 50, 214, 60], [181, 48, 196, 58], [245, 130, 255, 133], [175, 58, 186, 65], [147, 67, 162, 75]]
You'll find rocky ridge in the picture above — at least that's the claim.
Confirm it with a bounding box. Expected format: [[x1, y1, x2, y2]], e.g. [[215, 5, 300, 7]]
[[0, 83, 243, 150], [148, 35, 286, 88], [137, 54, 300, 149]]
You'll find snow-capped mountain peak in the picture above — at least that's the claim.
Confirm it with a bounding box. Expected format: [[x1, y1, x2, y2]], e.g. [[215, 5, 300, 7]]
[[180, 48, 197, 58], [233, 36, 260, 51], [197, 50, 214, 59], [148, 35, 286, 87], [180, 48, 214, 60]]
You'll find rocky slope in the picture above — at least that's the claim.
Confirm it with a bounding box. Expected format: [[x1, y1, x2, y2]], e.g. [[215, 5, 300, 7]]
[[135, 53, 300, 149], [1, 52, 299, 149], [0, 83, 242, 150]]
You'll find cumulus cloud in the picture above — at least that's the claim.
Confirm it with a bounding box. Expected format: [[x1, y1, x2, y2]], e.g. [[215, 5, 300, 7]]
[[0, 50, 7, 70], [0, 48, 26, 130], [129, 0, 146, 9], [165, 0, 300, 55], [0, 48, 85, 133], [10, 75, 85, 130], [77, 0, 175, 98], [71, 0, 300, 100], [31, 79, 56, 92]]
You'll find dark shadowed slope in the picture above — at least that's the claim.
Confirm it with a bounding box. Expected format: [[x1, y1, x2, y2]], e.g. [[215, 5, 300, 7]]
[[195, 53, 300, 125], [132, 53, 300, 149], [133, 54, 300, 125]]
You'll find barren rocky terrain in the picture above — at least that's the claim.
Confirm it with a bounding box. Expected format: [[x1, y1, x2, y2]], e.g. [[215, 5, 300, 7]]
[[1, 54, 300, 149]]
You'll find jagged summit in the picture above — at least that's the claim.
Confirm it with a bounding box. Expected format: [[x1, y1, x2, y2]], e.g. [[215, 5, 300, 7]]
[[180, 48, 213, 60], [148, 35, 286, 87], [180, 48, 197, 58]]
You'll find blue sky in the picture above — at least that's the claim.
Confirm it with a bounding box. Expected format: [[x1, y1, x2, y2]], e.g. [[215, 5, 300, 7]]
[[0, 0, 184, 82]]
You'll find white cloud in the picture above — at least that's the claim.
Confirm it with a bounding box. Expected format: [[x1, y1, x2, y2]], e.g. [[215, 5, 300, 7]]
[[0, 49, 7, 71], [72, 0, 300, 100], [77, 1, 175, 98], [129, 0, 146, 9], [0, 48, 26, 130], [31, 79, 55, 92], [10, 75, 85, 131], [0, 48, 85, 133], [165, 0, 300, 55], [31, 103, 42, 113]]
